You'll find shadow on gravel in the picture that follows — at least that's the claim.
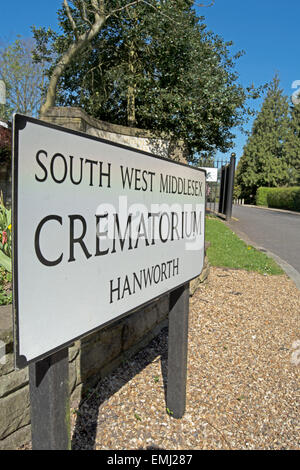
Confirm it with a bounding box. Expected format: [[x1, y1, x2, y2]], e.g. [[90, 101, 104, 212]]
[[71, 327, 169, 450]]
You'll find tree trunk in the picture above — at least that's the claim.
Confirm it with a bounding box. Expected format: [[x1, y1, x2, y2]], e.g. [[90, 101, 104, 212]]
[[40, 14, 106, 116], [127, 44, 136, 127]]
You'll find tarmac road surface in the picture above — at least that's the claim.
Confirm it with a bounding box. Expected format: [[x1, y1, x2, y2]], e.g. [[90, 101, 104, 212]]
[[229, 205, 300, 275]]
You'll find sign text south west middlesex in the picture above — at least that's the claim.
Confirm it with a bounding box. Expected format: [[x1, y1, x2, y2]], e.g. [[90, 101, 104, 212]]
[[13, 115, 205, 367]]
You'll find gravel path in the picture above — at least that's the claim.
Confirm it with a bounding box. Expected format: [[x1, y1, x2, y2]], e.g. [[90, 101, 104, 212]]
[[71, 267, 300, 450]]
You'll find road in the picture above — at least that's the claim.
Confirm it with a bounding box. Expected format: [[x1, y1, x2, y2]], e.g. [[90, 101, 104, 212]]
[[229, 205, 300, 275]]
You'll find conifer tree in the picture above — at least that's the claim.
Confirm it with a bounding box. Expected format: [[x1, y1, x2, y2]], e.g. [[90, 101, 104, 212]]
[[237, 75, 291, 200], [283, 103, 300, 185]]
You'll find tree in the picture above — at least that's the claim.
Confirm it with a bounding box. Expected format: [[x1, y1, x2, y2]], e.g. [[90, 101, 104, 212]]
[[33, 0, 260, 161], [0, 79, 12, 121], [236, 75, 292, 200], [34, 0, 156, 116], [196, 151, 216, 167], [0, 37, 46, 119], [283, 103, 300, 185]]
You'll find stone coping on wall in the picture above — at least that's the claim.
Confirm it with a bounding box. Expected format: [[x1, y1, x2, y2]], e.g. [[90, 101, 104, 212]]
[[42, 107, 154, 138], [41, 107, 188, 162]]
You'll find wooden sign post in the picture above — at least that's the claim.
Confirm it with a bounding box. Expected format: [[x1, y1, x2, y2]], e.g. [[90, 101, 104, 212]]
[[29, 348, 70, 450], [167, 283, 190, 419]]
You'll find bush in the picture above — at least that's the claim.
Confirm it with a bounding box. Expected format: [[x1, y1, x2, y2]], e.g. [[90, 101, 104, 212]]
[[0, 124, 11, 165], [0, 267, 12, 305], [267, 187, 300, 211], [256, 187, 276, 206], [233, 183, 242, 200], [256, 186, 300, 211], [0, 193, 11, 272]]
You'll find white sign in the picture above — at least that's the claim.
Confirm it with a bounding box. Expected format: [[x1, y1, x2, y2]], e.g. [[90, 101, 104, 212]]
[[199, 167, 218, 182], [13, 115, 205, 367]]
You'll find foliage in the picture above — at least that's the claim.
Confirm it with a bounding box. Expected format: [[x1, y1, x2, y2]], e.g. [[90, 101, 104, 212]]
[[197, 151, 216, 168], [259, 186, 300, 212], [283, 103, 300, 185], [0, 124, 11, 164], [233, 183, 242, 200], [236, 75, 293, 200], [0, 36, 46, 119], [257, 185, 300, 211], [0, 267, 12, 305], [255, 187, 276, 206], [0, 104, 13, 122], [32, 0, 262, 162], [205, 216, 283, 275], [0, 193, 12, 272]]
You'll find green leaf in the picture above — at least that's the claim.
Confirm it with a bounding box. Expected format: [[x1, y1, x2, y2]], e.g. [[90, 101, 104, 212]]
[[0, 250, 12, 272], [5, 208, 11, 226]]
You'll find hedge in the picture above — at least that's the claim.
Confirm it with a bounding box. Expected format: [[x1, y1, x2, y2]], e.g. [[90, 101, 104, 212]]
[[256, 187, 275, 206], [256, 187, 300, 211]]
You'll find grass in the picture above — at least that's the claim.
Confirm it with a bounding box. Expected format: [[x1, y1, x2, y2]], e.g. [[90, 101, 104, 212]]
[[205, 216, 284, 275]]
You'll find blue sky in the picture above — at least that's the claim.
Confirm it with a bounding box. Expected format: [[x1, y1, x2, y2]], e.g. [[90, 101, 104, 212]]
[[1, 0, 299, 161], [199, 0, 300, 161]]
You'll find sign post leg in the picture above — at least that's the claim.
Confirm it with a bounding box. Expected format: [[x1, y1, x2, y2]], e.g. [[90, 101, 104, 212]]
[[29, 348, 70, 450], [166, 282, 189, 419]]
